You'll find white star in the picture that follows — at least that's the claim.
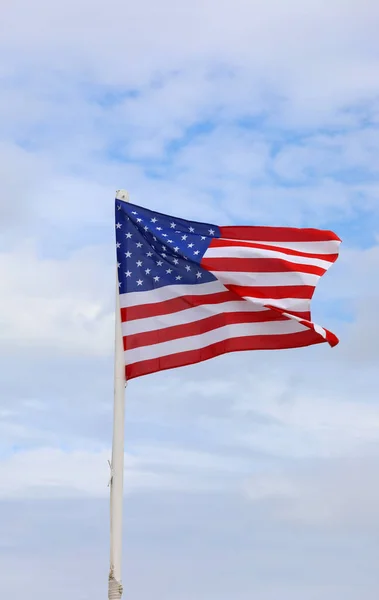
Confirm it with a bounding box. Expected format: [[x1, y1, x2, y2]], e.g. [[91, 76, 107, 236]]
[[181, 235, 188, 240], [201, 236, 206, 240], [170, 222, 177, 228], [116, 222, 122, 229], [125, 232, 132, 239], [145, 268, 151, 274], [196, 272, 202, 278], [153, 276, 160, 282], [166, 268, 172, 274], [151, 217, 158, 223], [162, 246, 167, 251], [125, 251, 132, 258], [136, 218, 142, 223], [167, 239, 173, 244], [162, 233, 168, 237], [209, 229, 215, 235], [173, 258, 179, 265], [119, 281, 122, 287], [117, 204, 121, 210], [117, 262, 121, 268], [116, 242, 121, 248], [194, 250, 200, 255], [136, 260, 143, 267], [162, 253, 167, 258], [157, 260, 163, 266], [156, 226, 162, 231], [132, 211, 138, 215], [137, 279, 143, 286], [189, 226, 195, 233], [176, 275, 182, 281], [174, 246, 180, 252], [185, 265, 191, 271], [153, 236, 157, 241], [188, 243, 194, 248], [144, 226, 149, 231], [136, 242, 143, 248], [147, 252, 153, 257], [125, 270, 132, 277]]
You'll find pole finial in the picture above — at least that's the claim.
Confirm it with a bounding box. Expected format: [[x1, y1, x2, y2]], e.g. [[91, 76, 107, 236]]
[[116, 190, 130, 202]]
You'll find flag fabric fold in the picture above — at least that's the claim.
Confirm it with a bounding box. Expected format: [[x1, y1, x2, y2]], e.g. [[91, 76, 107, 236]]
[[115, 200, 341, 380]]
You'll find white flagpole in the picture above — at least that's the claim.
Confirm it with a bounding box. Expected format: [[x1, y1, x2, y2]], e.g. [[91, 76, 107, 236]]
[[108, 189, 129, 599]]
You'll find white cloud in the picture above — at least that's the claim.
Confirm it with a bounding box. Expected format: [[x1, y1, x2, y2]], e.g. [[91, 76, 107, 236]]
[[0, 243, 114, 356], [246, 456, 379, 529], [0, 443, 255, 499], [1, 0, 379, 234], [195, 365, 379, 459], [2, 0, 378, 121]]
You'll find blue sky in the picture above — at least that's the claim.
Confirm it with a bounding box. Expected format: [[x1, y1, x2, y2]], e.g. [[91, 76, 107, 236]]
[[1, 1, 379, 598]]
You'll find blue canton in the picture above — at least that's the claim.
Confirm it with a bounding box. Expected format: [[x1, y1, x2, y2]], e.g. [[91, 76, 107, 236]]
[[115, 200, 221, 294]]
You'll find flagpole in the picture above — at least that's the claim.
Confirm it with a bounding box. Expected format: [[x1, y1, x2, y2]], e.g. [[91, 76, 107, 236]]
[[108, 190, 129, 599]]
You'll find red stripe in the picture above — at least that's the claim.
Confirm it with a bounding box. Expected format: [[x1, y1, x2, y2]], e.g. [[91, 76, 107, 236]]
[[321, 328, 339, 347], [124, 310, 290, 351], [225, 284, 315, 300], [220, 225, 341, 243], [126, 329, 331, 380], [201, 257, 327, 276], [210, 237, 339, 263]]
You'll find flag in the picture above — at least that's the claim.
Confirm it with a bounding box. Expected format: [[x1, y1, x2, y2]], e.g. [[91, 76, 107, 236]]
[[115, 200, 341, 380]]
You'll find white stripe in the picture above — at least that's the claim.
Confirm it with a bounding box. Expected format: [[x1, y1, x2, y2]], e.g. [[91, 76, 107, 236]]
[[281, 310, 327, 340], [204, 245, 333, 269], [212, 270, 319, 288], [125, 319, 309, 364], [122, 300, 268, 336], [313, 323, 327, 339], [242, 296, 310, 313], [222, 238, 341, 255], [119, 280, 225, 309]]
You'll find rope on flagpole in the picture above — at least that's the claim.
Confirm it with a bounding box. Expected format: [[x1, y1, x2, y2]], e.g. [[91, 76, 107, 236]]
[[108, 569, 123, 599]]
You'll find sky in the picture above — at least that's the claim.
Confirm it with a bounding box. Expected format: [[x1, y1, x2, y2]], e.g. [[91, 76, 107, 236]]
[[1, 1, 379, 598]]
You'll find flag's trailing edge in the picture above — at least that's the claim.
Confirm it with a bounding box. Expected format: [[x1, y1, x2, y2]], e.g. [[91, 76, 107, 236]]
[[115, 200, 341, 380]]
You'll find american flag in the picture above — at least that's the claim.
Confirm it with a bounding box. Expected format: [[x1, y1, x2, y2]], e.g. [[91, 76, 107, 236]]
[[115, 199, 341, 380]]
